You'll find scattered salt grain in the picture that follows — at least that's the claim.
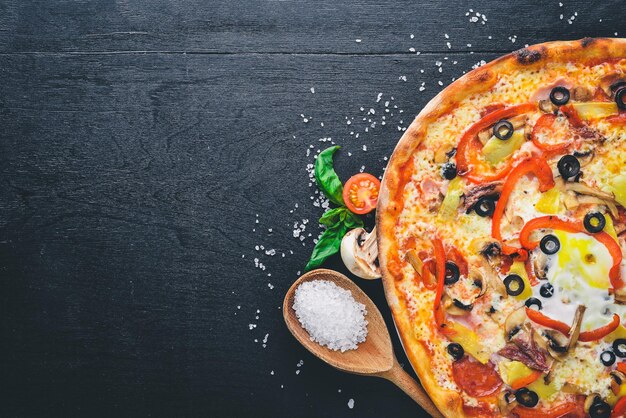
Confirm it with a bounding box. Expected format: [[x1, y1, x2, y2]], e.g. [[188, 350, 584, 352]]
[[348, 399, 355, 409], [292, 280, 368, 352]]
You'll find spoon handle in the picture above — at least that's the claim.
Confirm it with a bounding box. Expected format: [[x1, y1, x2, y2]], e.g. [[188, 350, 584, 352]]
[[380, 361, 444, 418]]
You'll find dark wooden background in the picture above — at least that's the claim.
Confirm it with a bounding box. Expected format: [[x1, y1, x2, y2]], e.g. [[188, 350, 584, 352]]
[[0, 1, 623, 417]]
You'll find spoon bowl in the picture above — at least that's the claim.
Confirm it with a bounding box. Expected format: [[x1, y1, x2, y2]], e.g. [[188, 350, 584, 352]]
[[283, 268, 443, 417]]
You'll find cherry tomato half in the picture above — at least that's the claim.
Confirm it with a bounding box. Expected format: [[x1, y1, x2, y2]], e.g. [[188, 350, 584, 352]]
[[342, 173, 380, 214]]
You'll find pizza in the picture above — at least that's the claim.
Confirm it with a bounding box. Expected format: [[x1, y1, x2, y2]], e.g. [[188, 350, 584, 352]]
[[377, 38, 626, 417]]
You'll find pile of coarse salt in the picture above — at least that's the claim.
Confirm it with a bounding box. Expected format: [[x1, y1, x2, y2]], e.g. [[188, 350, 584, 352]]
[[293, 280, 368, 352]]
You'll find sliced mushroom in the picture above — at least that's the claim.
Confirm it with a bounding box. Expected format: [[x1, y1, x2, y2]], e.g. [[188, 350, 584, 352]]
[[584, 393, 602, 414], [571, 86, 592, 102], [566, 305, 586, 351], [497, 391, 518, 415], [598, 73, 625, 98], [442, 294, 471, 316], [542, 329, 569, 359], [562, 181, 620, 218], [539, 99, 557, 114], [611, 370, 626, 395], [505, 307, 528, 341], [435, 144, 455, 164], [614, 288, 626, 305], [340, 227, 381, 280], [531, 251, 549, 281]]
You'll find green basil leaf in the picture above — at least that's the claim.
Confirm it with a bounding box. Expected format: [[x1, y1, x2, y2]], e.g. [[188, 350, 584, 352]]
[[304, 222, 348, 271], [314, 146, 344, 206], [319, 207, 346, 227], [343, 210, 364, 229]]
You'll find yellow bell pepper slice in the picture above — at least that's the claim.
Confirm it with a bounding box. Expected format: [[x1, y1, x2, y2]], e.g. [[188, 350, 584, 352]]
[[527, 375, 558, 400], [508, 262, 532, 300], [571, 102, 618, 120], [482, 130, 525, 165], [446, 321, 490, 364], [610, 174, 626, 208], [438, 177, 464, 220], [535, 187, 563, 214]]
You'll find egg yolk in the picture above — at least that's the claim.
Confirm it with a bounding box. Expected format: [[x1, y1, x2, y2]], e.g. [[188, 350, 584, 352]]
[[554, 231, 611, 290]]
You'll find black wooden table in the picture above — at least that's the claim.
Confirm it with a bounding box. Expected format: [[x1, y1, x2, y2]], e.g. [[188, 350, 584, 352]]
[[1, 1, 623, 417]]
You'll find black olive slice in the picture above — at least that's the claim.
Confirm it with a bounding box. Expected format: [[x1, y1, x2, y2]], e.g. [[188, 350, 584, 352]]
[[441, 162, 457, 180], [616, 87, 626, 111], [557, 155, 581, 180], [540, 234, 560, 255], [453, 299, 474, 311], [525, 297, 542, 310], [613, 339, 626, 358], [444, 261, 460, 285], [447, 343, 464, 361], [589, 400, 611, 418], [584, 212, 606, 233], [550, 86, 570, 106], [600, 350, 616, 366], [515, 388, 539, 408], [503, 274, 525, 296], [474, 197, 496, 217], [493, 120, 514, 140], [539, 282, 554, 298]]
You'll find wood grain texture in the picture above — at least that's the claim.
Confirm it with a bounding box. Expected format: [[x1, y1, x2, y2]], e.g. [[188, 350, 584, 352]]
[[0, 1, 622, 417]]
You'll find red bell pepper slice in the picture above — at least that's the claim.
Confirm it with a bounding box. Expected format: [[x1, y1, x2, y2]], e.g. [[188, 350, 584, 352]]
[[531, 113, 572, 156], [617, 362, 626, 375], [559, 104, 586, 128], [513, 402, 578, 418], [491, 157, 554, 259], [527, 308, 620, 342], [613, 396, 626, 418], [519, 216, 624, 290], [432, 237, 447, 329], [526, 307, 571, 335], [578, 314, 621, 342], [456, 103, 536, 183]]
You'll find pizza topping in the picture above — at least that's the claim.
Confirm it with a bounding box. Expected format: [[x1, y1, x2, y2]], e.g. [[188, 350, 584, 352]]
[[493, 119, 515, 140], [438, 176, 464, 219], [525, 297, 543, 310], [550, 86, 571, 106], [518, 216, 624, 290], [499, 330, 550, 372], [614, 339, 626, 358], [613, 396, 626, 418], [446, 321, 491, 363], [473, 196, 497, 217], [451, 356, 503, 397], [492, 157, 555, 258], [497, 390, 518, 415], [615, 86, 626, 110], [515, 387, 540, 408], [531, 113, 573, 156], [585, 394, 611, 418], [584, 212, 608, 234], [444, 261, 461, 285], [504, 274, 526, 296], [441, 161, 457, 180], [572, 102, 619, 120], [456, 103, 536, 183], [432, 237, 447, 329], [602, 350, 617, 366], [447, 342, 465, 361], [540, 234, 561, 255], [540, 282, 554, 298], [342, 173, 380, 215], [483, 129, 526, 165], [513, 401, 578, 418], [557, 155, 581, 180]]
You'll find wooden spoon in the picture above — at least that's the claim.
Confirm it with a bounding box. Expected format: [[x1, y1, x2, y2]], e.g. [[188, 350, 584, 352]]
[[283, 268, 443, 418]]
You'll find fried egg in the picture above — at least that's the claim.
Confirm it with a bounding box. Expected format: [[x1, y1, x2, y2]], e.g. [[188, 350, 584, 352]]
[[532, 231, 626, 332]]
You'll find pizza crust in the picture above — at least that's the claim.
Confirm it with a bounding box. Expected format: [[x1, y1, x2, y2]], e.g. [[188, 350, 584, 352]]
[[377, 38, 626, 417]]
